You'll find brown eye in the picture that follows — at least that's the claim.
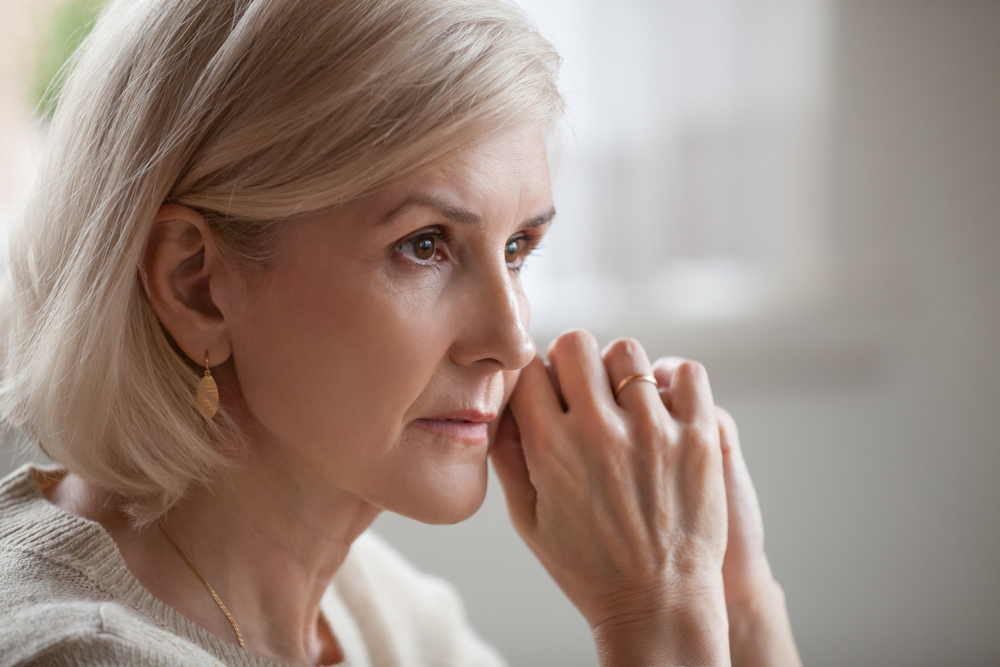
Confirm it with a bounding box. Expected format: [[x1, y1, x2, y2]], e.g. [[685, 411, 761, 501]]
[[414, 236, 436, 260], [504, 239, 520, 264]]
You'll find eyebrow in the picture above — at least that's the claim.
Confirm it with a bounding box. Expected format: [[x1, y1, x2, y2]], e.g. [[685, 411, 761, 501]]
[[379, 195, 556, 230]]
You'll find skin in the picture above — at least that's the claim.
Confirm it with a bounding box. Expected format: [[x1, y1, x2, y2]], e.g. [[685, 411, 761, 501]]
[[45, 126, 800, 666]]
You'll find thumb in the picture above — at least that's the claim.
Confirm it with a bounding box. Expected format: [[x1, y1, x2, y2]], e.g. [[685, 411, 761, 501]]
[[490, 406, 537, 534]]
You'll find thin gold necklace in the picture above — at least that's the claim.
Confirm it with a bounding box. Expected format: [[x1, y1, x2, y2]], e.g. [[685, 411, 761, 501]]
[[156, 518, 246, 649]]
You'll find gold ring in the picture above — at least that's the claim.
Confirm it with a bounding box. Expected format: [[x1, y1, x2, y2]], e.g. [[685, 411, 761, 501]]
[[613, 373, 658, 400]]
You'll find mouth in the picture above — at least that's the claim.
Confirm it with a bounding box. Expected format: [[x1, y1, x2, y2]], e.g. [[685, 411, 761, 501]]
[[412, 410, 498, 445]]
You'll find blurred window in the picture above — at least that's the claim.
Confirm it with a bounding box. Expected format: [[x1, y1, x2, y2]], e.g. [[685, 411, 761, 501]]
[[520, 0, 833, 336]]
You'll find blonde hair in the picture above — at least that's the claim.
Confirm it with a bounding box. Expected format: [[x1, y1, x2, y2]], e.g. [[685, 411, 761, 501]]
[[0, 0, 561, 523]]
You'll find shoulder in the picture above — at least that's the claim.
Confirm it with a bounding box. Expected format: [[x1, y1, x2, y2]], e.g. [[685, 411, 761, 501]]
[[0, 554, 218, 667], [0, 466, 222, 667], [0, 465, 105, 662], [333, 530, 506, 667]]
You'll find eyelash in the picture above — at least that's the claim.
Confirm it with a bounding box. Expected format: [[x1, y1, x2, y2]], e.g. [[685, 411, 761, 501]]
[[394, 227, 545, 273], [506, 233, 545, 273]]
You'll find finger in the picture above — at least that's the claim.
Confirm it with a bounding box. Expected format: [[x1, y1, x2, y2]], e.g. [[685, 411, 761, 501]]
[[717, 406, 762, 525], [668, 360, 715, 426], [651, 356, 686, 413], [545, 330, 613, 413], [716, 405, 741, 456], [716, 406, 770, 601], [490, 407, 537, 534], [601, 337, 661, 415], [544, 358, 567, 411], [508, 355, 564, 438]]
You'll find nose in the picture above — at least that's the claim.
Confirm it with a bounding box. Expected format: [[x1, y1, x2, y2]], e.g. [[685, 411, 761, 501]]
[[450, 262, 535, 371]]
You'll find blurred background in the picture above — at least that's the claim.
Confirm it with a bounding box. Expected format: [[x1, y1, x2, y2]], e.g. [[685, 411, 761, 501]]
[[1, 0, 997, 665]]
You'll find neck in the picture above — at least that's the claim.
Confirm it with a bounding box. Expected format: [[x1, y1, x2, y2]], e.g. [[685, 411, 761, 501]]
[[48, 441, 382, 666]]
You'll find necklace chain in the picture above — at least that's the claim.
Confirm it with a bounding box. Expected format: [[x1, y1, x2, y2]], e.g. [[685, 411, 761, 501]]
[[156, 518, 246, 649]]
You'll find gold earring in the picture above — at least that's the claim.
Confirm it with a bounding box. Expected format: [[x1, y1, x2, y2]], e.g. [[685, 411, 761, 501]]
[[196, 352, 219, 420]]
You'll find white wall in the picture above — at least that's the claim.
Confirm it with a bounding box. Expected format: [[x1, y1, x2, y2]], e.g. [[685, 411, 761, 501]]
[[2, 1, 998, 665]]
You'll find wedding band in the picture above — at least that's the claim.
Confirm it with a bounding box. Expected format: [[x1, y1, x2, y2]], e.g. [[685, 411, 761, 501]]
[[613, 373, 658, 400]]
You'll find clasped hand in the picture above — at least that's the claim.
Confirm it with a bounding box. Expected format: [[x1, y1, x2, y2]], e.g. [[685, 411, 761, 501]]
[[491, 331, 801, 667]]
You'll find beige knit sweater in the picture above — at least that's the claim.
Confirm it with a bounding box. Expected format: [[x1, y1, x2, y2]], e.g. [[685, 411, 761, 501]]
[[0, 465, 506, 667]]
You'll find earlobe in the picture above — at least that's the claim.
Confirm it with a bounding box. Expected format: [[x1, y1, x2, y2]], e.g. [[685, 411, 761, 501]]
[[141, 204, 232, 367]]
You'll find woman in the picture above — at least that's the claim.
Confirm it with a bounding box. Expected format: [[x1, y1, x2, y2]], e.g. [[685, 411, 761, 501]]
[[0, 0, 800, 665]]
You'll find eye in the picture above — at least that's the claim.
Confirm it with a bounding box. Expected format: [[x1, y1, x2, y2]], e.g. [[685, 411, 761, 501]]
[[414, 236, 436, 261], [504, 239, 520, 264], [396, 229, 449, 268], [504, 235, 537, 271]]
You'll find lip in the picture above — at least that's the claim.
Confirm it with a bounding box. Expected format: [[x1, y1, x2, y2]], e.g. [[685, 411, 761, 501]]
[[421, 409, 498, 423], [412, 409, 498, 445]]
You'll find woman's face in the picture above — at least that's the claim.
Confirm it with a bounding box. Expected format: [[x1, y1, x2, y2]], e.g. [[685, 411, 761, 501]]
[[219, 127, 554, 523]]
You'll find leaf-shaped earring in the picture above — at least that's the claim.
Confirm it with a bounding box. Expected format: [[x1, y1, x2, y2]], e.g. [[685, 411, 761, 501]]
[[197, 352, 219, 420]]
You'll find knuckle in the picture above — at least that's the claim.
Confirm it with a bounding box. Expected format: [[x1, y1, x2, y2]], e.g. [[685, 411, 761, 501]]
[[603, 337, 646, 365], [549, 328, 598, 360], [572, 407, 627, 447], [632, 411, 670, 450], [652, 355, 684, 370], [678, 359, 708, 383], [680, 421, 719, 453], [685, 444, 722, 481]]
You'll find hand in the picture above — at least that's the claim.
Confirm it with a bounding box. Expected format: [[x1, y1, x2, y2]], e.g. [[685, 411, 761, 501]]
[[652, 358, 801, 667], [491, 332, 731, 667]]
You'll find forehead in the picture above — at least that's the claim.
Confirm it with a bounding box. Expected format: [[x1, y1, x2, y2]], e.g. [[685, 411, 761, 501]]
[[373, 127, 553, 219]]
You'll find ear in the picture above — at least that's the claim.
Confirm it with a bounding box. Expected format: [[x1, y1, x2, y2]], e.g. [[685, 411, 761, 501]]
[[140, 204, 232, 368]]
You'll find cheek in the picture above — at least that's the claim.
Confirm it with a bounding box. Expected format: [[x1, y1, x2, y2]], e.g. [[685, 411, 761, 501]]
[[229, 264, 449, 463]]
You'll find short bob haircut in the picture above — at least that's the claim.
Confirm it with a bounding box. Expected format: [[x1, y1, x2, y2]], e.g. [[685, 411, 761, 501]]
[[0, 0, 562, 524]]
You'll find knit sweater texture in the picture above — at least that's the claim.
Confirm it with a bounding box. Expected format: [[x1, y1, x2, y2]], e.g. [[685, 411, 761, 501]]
[[0, 465, 506, 667]]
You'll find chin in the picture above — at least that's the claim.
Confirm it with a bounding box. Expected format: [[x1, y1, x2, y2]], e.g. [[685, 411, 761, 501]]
[[381, 459, 489, 525]]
